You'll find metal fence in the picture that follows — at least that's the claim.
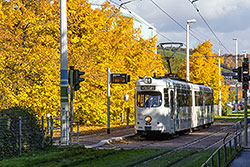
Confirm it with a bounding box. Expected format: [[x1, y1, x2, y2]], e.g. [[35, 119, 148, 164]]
[[0, 116, 80, 157], [0, 116, 43, 156], [201, 123, 243, 167], [40, 116, 80, 146]]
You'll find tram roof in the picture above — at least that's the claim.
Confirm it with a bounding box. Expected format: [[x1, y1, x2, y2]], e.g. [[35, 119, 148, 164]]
[[136, 76, 212, 90]]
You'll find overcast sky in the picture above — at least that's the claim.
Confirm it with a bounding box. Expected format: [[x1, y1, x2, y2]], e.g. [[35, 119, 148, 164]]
[[89, 0, 250, 55]]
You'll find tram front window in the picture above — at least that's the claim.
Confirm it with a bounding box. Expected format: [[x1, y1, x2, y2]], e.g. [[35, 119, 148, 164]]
[[137, 91, 162, 108]]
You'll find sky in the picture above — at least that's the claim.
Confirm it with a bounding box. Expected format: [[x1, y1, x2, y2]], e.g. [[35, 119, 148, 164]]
[[89, 0, 250, 55]]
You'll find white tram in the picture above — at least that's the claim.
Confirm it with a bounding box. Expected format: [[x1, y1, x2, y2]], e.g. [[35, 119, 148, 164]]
[[135, 76, 214, 136]]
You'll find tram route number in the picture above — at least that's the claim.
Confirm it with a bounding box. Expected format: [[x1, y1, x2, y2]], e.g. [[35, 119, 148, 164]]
[[111, 73, 130, 84]]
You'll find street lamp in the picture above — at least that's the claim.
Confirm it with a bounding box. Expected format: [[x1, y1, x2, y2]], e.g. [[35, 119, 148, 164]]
[[233, 38, 238, 112], [148, 27, 153, 39], [243, 50, 247, 58], [186, 19, 197, 81]]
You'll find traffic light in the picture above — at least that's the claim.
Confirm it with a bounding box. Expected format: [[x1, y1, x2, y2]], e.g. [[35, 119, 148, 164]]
[[73, 69, 85, 91], [242, 58, 249, 90], [68, 66, 74, 85], [232, 67, 242, 82]]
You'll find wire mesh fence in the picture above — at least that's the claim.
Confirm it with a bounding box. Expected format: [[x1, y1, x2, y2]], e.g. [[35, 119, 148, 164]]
[[0, 115, 79, 157]]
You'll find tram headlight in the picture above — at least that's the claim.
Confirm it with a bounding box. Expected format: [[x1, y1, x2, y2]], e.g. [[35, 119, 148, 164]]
[[144, 116, 152, 123]]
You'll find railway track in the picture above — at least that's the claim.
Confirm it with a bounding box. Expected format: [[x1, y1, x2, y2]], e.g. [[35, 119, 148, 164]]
[[128, 123, 241, 167]]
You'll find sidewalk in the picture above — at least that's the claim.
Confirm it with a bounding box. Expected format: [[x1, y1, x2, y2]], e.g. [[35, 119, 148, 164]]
[[229, 126, 250, 167], [59, 126, 135, 148], [230, 148, 250, 167]]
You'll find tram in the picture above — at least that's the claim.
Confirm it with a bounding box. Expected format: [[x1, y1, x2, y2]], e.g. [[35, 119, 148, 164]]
[[135, 75, 214, 136]]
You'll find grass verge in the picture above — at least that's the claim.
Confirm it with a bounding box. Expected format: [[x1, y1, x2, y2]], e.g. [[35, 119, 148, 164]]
[[215, 110, 250, 123], [0, 146, 217, 167]]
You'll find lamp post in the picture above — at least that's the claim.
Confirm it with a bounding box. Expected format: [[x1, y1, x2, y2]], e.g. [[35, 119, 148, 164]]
[[148, 27, 153, 39], [218, 49, 222, 116], [186, 19, 197, 81], [233, 38, 238, 113]]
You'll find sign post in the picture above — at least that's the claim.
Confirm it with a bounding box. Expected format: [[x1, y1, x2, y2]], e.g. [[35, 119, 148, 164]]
[[107, 68, 130, 134], [107, 68, 111, 134]]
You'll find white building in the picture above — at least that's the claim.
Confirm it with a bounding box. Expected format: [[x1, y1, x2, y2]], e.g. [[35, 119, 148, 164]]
[[120, 8, 157, 40], [92, 4, 157, 40]]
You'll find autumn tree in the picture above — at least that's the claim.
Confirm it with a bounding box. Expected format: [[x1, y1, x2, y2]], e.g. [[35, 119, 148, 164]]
[[0, 0, 164, 125], [0, 0, 61, 118], [66, 1, 165, 124], [178, 41, 229, 106]]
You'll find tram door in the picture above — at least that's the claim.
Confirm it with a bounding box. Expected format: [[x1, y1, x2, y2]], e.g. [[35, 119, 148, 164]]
[[170, 89, 177, 132], [201, 89, 205, 125]]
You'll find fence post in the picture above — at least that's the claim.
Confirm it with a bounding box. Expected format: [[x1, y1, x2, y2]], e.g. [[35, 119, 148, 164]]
[[223, 145, 227, 163], [50, 116, 53, 146], [217, 149, 220, 167], [47, 113, 50, 134], [77, 122, 79, 144], [18, 116, 22, 155], [41, 116, 44, 147], [229, 140, 232, 155], [234, 136, 237, 151], [239, 133, 241, 147], [211, 156, 214, 167]]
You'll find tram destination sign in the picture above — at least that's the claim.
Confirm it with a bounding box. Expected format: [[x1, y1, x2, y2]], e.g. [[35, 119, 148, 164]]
[[111, 73, 130, 84]]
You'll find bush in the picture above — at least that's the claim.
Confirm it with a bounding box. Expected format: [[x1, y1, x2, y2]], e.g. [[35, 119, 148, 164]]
[[222, 104, 232, 116], [0, 107, 44, 159]]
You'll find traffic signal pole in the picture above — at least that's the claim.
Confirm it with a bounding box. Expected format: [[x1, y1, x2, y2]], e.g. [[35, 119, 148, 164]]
[[244, 89, 248, 146], [60, 0, 69, 145], [233, 56, 249, 146], [69, 66, 74, 144], [243, 57, 249, 146]]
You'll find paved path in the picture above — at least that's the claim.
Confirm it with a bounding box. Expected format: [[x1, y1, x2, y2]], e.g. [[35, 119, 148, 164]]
[[230, 149, 250, 167], [230, 126, 250, 167], [54, 126, 135, 147]]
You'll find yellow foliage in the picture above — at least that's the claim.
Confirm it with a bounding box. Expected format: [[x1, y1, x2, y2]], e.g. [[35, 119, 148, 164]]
[[0, 0, 164, 125], [178, 41, 229, 106]]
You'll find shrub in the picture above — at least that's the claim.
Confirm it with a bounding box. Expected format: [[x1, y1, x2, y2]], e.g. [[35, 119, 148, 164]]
[[0, 107, 44, 159], [222, 104, 232, 116]]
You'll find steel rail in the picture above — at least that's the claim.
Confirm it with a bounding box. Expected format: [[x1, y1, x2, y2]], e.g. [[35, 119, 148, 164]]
[[129, 124, 238, 167]]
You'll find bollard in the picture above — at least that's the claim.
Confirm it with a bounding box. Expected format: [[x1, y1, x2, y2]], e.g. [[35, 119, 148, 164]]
[[121, 112, 123, 123], [126, 107, 130, 129]]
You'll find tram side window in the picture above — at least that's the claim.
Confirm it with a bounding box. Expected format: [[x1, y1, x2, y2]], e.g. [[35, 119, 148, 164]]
[[195, 91, 203, 106], [205, 92, 209, 105], [209, 93, 213, 105], [170, 90, 174, 119], [199, 91, 203, 106], [205, 92, 213, 105], [195, 92, 198, 106], [177, 89, 189, 107], [164, 88, 169, 107], [177, 89, 182, 107], [187, 90, 192, 106]]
